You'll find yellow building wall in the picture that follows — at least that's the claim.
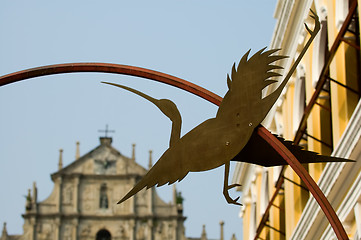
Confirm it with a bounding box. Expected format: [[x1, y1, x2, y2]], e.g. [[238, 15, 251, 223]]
[[304, 32, 327, 182], [243, 200, 251, 240], [240, 1, 361, 239], [280, 28, 319, 238], [327, 0, 360, 145], [265, 1, 361, 237], [279, 0, 360, 238], [268, 167, 285, 240]]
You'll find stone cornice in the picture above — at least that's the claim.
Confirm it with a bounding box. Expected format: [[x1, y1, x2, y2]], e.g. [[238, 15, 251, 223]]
[[264, 0, 314, 127], [291, 99, 361, 239], [321, 169, 361, 239], [52, 173, 145, 181], [270, 0, 295, 50], [22, 212, 184, 220]]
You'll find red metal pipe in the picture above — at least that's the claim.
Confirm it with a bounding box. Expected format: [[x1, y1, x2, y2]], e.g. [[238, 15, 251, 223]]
[[0, 62, 222, 106], [294, 0, 358, 144], [0, 62, 347, 239], [257, 127, 348, 240], [255, 1, 358, 237], [254, 176, 285, 239]]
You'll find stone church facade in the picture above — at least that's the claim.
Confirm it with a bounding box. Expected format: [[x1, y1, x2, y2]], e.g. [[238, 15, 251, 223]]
[[2, 137, 186, 240]]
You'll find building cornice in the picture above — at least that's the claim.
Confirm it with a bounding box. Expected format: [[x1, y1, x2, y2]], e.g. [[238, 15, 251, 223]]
[[22, 212, 184, 220], [52, 173, 145, 181], [270, 0, 295, 50], [263, 0, 314, 128], [321, 169, 361, 239], [291, 99, 361, 239]]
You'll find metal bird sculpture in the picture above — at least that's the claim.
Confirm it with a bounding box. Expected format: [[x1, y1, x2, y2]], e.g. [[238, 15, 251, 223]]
[[104, 11, 349, 205]]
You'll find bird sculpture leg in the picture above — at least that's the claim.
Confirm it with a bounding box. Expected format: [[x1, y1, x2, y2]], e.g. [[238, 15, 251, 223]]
[[223, 161, 242, 206], [261, 10, 320, 112]]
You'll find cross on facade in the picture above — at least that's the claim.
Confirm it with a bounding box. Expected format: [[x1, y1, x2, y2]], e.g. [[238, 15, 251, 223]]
[[98, 124, 115, 137]]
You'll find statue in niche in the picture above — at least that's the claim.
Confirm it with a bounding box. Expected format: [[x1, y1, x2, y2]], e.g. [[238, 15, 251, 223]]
[[83, 186, 93, 211], [83, 186, 92, 201], [136, 190, 146, 206], [63, 186, 73, 204], [99, 183, 109, 209], [118, 225, 128, 240], [136, 224, 146, 240], [161, 225, 168, 240], [162, 223, 173, 240], [80, 225, 91, 238], [37, 223, 52, 240], [63, 225, 72, 240]]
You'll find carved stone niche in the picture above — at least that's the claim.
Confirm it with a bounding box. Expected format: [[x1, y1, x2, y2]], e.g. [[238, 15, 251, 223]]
[[62, 184, 74, 205], [62, 224, 73, 240], [36, 222, 53, 240], [116, 222, 130, 240], [79, 224, 91, 239]]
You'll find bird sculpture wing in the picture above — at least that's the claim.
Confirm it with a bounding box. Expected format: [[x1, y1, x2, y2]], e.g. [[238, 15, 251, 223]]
[[217, 10, 320, 129], [216, 48, 287, 128]]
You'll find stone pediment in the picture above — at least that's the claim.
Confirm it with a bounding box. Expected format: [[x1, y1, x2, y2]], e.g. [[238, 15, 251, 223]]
[[51, 137, 147, 180]]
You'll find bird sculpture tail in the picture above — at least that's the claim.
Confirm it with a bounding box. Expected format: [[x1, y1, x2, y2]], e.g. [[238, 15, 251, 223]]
[[232, 127, 354, 167], [118, 167, 157, 204], [118, 177, 147, 204], [118, 152, 186, 204]]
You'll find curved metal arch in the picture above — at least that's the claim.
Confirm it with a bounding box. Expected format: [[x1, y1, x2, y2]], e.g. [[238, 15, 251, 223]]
[[0, 62, 347, 239], [0, 62, 222, 106]]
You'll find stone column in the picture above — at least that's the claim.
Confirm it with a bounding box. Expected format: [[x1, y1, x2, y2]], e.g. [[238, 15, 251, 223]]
[[30, 217, 37, 240], [147, 151, 154, 216], [55, 177, 63, 240], [172, 219, 177, 240], [74, 176, 80, 213], [54, 218, 61, 240], [1, 222, 8, 240], [75, 141, 80, 160], [132, 144, 136, 161], [57, 177, 63, 213], [201, 225, 207, 240], [129, 219, 135, 240], [176, 217, 185, 240], [219, 221, 224, 240], [147, 187, 154, 215], [72, 219, 79, 240], [147, 219, 153, 240], [129, 178, 136, 215], [58, 149, 63, 170]]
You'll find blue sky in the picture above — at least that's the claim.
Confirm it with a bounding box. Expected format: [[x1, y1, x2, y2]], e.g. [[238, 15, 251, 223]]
[[0, 1, 277, 239]]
